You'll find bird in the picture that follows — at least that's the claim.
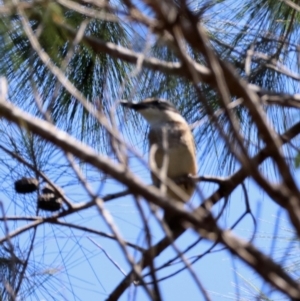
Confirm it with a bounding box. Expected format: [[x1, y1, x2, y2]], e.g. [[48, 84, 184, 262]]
[[121, 98, 197, 230]]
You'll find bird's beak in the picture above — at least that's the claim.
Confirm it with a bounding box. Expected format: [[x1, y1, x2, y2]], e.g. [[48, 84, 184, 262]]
[[120, 101, 146, 111]]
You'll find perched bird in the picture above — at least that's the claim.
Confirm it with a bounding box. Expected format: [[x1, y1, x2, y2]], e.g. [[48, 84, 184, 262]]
[[121, 98, 197, 230]]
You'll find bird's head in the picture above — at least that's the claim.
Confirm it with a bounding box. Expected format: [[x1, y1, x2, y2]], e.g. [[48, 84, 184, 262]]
[[121, 98, 186, 126]]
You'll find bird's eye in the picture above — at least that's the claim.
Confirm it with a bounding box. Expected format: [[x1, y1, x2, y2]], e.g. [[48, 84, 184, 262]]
[[151, 99, 160, 106]]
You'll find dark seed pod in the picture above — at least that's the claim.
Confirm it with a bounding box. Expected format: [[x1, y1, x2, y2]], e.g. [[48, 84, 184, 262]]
[[15, 178, 39, 194], [41, 184, 55, 195], [38, 194, 62, 212], [41, 183, 64, 196]]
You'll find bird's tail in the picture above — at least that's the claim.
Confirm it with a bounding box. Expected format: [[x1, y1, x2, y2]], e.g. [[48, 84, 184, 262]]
[[163, 204, 184, 231]]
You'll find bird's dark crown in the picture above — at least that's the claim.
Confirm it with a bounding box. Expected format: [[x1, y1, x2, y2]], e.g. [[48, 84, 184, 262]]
[[121, 98, 179, 113]]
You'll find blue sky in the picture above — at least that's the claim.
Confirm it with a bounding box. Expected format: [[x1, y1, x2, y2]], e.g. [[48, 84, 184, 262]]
[[0, 115, 296, 301], [0, 0, 300, 300]]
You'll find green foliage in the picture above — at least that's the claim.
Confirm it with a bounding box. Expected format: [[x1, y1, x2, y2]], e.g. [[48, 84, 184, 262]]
[[0, 0, 299, 170], [1, 1, 300, 300], [0, 2, 133, 151], [295, 152, 300, 168]]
